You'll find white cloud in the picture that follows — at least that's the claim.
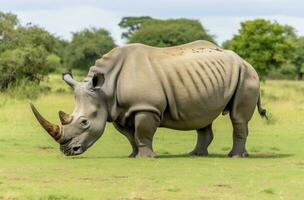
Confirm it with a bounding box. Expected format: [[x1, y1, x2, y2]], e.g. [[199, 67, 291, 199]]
[[13, 6, 125, 44]]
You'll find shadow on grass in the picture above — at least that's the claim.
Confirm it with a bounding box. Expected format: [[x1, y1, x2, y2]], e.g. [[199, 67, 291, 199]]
[[157, 152, 293, 159], [68, 152, 293, 160], [67, 155, 128, 159], [246, 153, 294, 159]]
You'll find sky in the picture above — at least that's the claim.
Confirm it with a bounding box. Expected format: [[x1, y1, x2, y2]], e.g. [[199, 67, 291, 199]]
[[2, 0, 304, 45]]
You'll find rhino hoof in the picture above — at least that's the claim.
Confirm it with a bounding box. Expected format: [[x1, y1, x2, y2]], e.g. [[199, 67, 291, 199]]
[[137, 147, 156, 158]]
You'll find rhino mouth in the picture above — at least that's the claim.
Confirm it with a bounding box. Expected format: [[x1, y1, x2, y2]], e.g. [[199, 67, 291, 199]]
[[60, 138, 85, 156]]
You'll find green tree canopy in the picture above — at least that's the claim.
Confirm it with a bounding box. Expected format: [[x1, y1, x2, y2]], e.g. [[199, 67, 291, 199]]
[[17, 24, 58, 52], [118, 16, 152, 40], [0, 46, 47, 90], [64, 28, 116, 70], [0, 12, 64, 55], [291, 36, 304, 80], [223, 19, 296, 80], [0, 12, 19, 53], [119, 17, 215, 47], [0, 11, 65, 90]]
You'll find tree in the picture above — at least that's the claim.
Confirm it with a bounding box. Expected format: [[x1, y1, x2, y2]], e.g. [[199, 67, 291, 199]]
[[292, 36, 304, 80], [46, 54, 62, 73], [223, 19, 296, 80], [64, 28, 116, 70], [16, 24, 59, 53], [0, 47, 47, 90], [0, 11, 65, 90], [0, 12, 19, 53], [15, 25, 66, 74], [118, 16, 152, 40], [119, 17, 215, 47], [0, 12, 63, 54]]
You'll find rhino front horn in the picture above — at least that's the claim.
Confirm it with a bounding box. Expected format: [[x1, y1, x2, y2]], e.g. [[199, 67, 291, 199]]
[[59, 110, 73, 125], [30, 103, 64, 143]]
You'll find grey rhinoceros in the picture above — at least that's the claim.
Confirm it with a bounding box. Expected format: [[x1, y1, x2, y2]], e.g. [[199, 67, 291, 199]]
[[31, 40, 267, 158]]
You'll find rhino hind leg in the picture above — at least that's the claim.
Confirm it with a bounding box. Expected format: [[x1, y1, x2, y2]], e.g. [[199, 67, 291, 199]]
[[228, 65, 260, 158], [113, 122, 138, 157], [134, 111, 160, 158], [189, 124, 214, 156], [228, 122, 249, 157]]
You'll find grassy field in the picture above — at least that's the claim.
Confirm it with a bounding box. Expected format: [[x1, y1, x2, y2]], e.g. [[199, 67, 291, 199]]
[[0, 74, 304, 200]]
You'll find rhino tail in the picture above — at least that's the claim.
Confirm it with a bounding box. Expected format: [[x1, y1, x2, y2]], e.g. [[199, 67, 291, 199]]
[[257, 94, 268, 120]]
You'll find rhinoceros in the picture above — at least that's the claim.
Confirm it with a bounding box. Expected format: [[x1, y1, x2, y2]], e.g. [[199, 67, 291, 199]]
[[31, 40, 267, 158]]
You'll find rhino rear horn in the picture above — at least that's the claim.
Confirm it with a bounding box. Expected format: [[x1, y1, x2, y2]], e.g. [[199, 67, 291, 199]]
[[30, 103, 64, 143], [59, 110, 73, 125]]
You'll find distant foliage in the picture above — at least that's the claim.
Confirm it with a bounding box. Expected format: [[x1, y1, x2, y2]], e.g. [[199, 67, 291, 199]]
[[64, 28, 116, 70], [291, 36, 304, 80], [0, 13, 64, 55], [268, 64, 297, 80], [223, 19, 296, 80], [2, 10, 304, 87], [119, 17, 215, 47], [118, 16, 153, 40], [46, 54, 62, 73], [0, 11, 66, 90], [17, 25, 57, 52], [0, 47, 47, 90], [0, 12, 19, 53], [5, 78, 51, 100]]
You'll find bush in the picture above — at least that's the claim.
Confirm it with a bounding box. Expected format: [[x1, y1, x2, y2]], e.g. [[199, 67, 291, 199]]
[[64, 28, 116, 70], [46, 54, 62, 73], [6, 78, 51, 99], [127, 18, 215, 47], [223, 19, 296, 80], [0, 46, 48, 90], [268, 64, 297, 80]]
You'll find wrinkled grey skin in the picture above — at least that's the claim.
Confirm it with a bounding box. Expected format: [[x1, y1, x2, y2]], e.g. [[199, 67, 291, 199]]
[[31, 40, 267, 158]]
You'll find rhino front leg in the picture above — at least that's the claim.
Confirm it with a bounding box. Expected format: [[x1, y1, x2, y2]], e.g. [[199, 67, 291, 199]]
[[134, 111, 160, 158], [113, 122, 138, 157], [189, 124, 214, 156], [228, 122, 249, 157]]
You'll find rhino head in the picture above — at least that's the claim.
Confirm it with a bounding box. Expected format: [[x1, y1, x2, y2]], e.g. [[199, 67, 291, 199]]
[[31, 72, 108, 156]]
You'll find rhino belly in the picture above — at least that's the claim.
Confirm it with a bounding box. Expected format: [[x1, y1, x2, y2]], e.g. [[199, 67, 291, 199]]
[[160, 99, 226, 130]]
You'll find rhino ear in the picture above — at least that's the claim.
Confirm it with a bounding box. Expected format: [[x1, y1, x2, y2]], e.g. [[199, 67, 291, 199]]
[[92, 73, 105, 88], [63, 72, 79, 89]]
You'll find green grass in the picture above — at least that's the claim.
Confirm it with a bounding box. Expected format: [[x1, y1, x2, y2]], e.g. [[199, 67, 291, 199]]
[[0, 75, 304, 200]]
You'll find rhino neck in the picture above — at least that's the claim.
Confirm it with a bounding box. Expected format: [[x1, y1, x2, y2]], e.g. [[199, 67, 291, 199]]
[[95, 58, 124, 122], [86, 48, 125, 122], [105, 57, 125, 122]]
